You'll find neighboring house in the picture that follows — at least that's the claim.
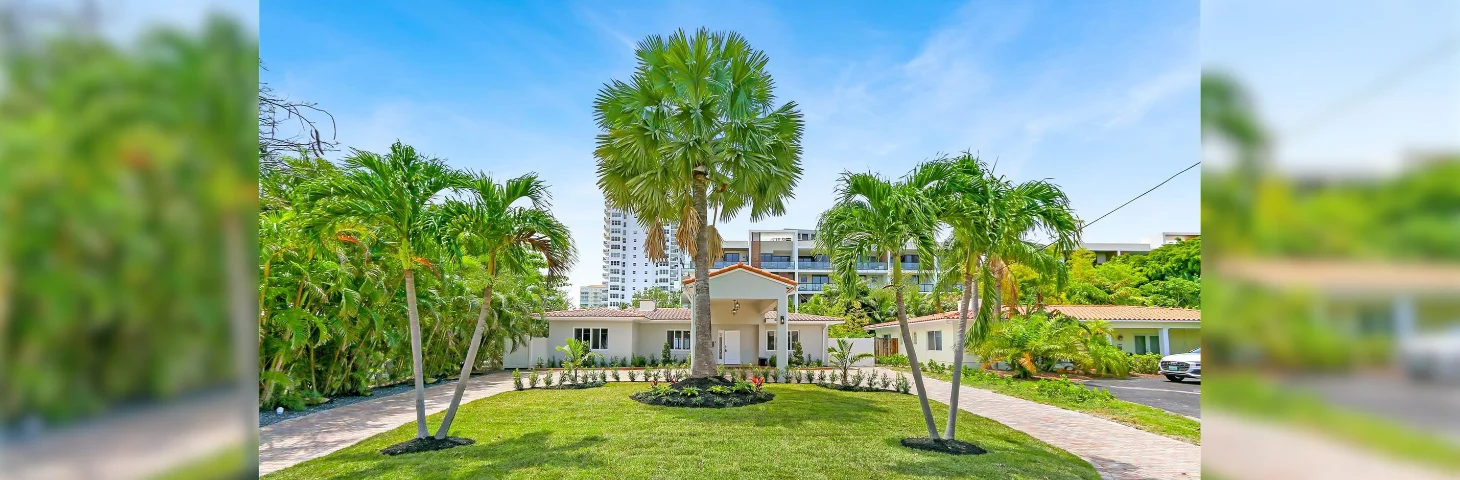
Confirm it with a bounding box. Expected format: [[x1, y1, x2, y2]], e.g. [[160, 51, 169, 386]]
[[864, 304, 1202, 365], [1080, 242, 1153, 265], [578, 284, 608, 309], [508, 263, 846, 370], [1162, 232, 1200, 245]]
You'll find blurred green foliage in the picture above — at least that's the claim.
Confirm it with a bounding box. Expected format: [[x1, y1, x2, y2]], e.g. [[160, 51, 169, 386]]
[[0, 17, 257, 425], [1007, 239, 1202, 309]]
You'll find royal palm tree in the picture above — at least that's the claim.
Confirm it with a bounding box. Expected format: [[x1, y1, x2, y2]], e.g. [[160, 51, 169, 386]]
[[594, 28, 803, 378], [315, 141, 466, 439], [817, 168, 943, 440], [925, 152, 1079, 438], [434, 174, 575, 439]]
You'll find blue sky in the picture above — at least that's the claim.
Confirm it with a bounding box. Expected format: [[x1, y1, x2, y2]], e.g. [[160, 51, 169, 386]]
[[260, 0, 1201, 292]]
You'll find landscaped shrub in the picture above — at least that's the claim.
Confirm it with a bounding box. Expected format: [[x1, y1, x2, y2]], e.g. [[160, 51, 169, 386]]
[[1034, 376, 1116, 404], [817, 371, 827, 383], [631, 378, 774, 408], [792, 341, 806, 366], [895, 374, 911, 394], [544, 373, 555, 387], [662, 341, 672, 364], [627, 369, 639, 381], [513, 369, 523, 390], [558, 371, 570, 385], [1129, 353, 1162, 374], [611, 368, 621, 382], [876, 354, 909, 367]]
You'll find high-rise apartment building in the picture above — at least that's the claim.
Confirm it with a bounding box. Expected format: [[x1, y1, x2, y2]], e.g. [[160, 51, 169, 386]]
[[714, 229, 937, 307], [601, 207, 687, 308], [578, 284, 608, 309]]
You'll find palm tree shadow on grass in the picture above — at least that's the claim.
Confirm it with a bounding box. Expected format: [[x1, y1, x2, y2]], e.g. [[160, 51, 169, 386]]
[[322, 431, 607, 479]]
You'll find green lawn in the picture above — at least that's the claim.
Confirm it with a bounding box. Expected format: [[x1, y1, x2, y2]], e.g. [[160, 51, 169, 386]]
[[266, 383, 1098, 479], [894, 367, 1201, 444]]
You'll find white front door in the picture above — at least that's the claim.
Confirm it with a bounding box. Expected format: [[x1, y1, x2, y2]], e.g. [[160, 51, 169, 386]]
[[721, 330, 740, 365]]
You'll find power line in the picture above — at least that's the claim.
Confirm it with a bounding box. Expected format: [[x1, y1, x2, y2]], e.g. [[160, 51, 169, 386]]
[[1078, 161, 1200, 233]]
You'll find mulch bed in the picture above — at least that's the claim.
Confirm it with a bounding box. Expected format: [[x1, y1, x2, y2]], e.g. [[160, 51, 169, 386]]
[[380, 436, 475, 455], [815, 382, 902, 393], [900, 438, 987, 455], [630, 377, 774, 408], [540, 381, 607, 390]]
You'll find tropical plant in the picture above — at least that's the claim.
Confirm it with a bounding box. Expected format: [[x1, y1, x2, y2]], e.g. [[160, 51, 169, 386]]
[[973, 313, 1087, 378], [817, 167, 942, 440], [512, 369, 523, 391], [557, 338, 601, 381], [923, 152, 1080, 438], [435, 173, 575, 439], [594, 28, 804, 379], [529, 371, 540, 388], [826, 338, 873, 386], [305, 141, 469, 439]]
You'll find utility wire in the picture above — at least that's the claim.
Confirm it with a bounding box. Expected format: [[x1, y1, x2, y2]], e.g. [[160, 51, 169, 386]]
[[1076, 161, 1200, 234]]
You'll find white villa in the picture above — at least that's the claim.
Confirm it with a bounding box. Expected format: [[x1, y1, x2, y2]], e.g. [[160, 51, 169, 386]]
[[506, 263, 846, 372], [866, 304, 1202, 366]]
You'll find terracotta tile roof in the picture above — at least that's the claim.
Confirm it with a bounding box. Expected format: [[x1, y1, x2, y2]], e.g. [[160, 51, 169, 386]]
[[541, 307, 842, 323], [680, 262, 797, 287], [1218, 258, 1460, 293], [865, 304, 1199, 329], [543, 307, 643, 318]]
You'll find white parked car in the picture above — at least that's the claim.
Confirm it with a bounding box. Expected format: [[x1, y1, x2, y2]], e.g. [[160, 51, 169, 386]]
[[1159, 347, 1200, 382], [1400, 326, 1460, 382]]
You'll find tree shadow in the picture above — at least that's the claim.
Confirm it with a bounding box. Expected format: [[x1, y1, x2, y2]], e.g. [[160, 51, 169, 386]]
[[317, 430, 607, 479]]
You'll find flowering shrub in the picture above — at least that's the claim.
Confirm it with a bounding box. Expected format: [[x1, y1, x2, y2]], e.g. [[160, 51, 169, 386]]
[[750, 375, 764, 391]]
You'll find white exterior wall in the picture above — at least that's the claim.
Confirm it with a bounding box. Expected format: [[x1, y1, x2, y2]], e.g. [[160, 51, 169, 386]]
[[869, 320, 975, 366], [756, 323, 829, 363], [545, 320, 636, 365], [602, 208, 688, 308], [635, 321, 692, 362]]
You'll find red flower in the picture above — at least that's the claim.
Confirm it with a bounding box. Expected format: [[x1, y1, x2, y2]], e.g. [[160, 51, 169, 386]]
[[750, 376, 763, 390], [651, 380, 658, 387]]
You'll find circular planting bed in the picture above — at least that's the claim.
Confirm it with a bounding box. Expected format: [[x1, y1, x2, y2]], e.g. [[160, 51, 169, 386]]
[[901, 438, 988, 455], [542, 380, 606, 390], [815, 382, 906, 394], [380, 436, 475, 456], [630, 377, 773, 408]]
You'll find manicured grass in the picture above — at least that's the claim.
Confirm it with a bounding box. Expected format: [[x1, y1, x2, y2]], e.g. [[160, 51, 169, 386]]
[[894, 367, 1201, 444], [266, 383, 1098, 479], [1206, 372, 1460, 473]]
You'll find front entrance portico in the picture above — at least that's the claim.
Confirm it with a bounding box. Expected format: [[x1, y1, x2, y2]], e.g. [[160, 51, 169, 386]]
[[683, 263, 798, 379]]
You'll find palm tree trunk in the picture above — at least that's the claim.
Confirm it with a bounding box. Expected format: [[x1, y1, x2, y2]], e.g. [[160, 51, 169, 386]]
[[944, 267, 976, 439], [435, 279, 493, 439], [894, 260, 940, 440], [690, 176, 715, 378], [404, 269, 428, 439]]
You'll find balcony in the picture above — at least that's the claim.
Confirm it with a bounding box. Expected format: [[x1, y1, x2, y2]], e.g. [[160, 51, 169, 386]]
[[713, 260, 737, 269], [798, 261, 831, 270], [798, 283, 827, 292], [856, 262, 888, 271], [919, 284, 935, 293], [760, 261, 794, 270], [901, 262, 921, 271]]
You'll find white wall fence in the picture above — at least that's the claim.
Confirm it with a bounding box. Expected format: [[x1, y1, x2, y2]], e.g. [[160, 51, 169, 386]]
[[843, 337, 874, 367]]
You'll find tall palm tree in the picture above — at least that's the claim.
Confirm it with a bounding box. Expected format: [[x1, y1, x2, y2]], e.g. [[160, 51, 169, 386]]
[[594, 28, 803, 378], [925, 152, 1080, 439], [434, 174, 575, 439], [817, 168, 943, 440], [315, 141, 466, 439]]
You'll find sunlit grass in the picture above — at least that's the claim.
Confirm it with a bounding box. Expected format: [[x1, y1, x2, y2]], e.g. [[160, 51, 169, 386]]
[[266, 383, 1097, 479]]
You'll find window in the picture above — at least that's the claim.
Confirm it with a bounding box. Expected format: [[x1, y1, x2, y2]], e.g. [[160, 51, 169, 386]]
[[574, 328, 609, 350], [667, 330, 691, 350], [767, 330, 801, 351], [927, 331, 943, 351]]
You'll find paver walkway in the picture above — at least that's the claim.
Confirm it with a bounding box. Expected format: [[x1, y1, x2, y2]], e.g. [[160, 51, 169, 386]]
[[875, 368, 1201, 480], [259, 371, 514, 475]]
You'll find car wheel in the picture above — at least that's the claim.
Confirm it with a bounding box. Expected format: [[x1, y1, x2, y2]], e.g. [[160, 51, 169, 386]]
[[1165, 375, 1182, 382]]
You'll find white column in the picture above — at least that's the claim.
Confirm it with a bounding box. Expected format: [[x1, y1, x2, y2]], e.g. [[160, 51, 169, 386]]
[[1394, 295, 1416, 341], [776, 295, 789, 382], [1158, 327, 1170, 355]]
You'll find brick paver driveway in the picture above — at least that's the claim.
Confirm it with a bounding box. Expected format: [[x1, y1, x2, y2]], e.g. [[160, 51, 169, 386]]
[[259, 371, 514, 475], [876, 368, 1201, 480]]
